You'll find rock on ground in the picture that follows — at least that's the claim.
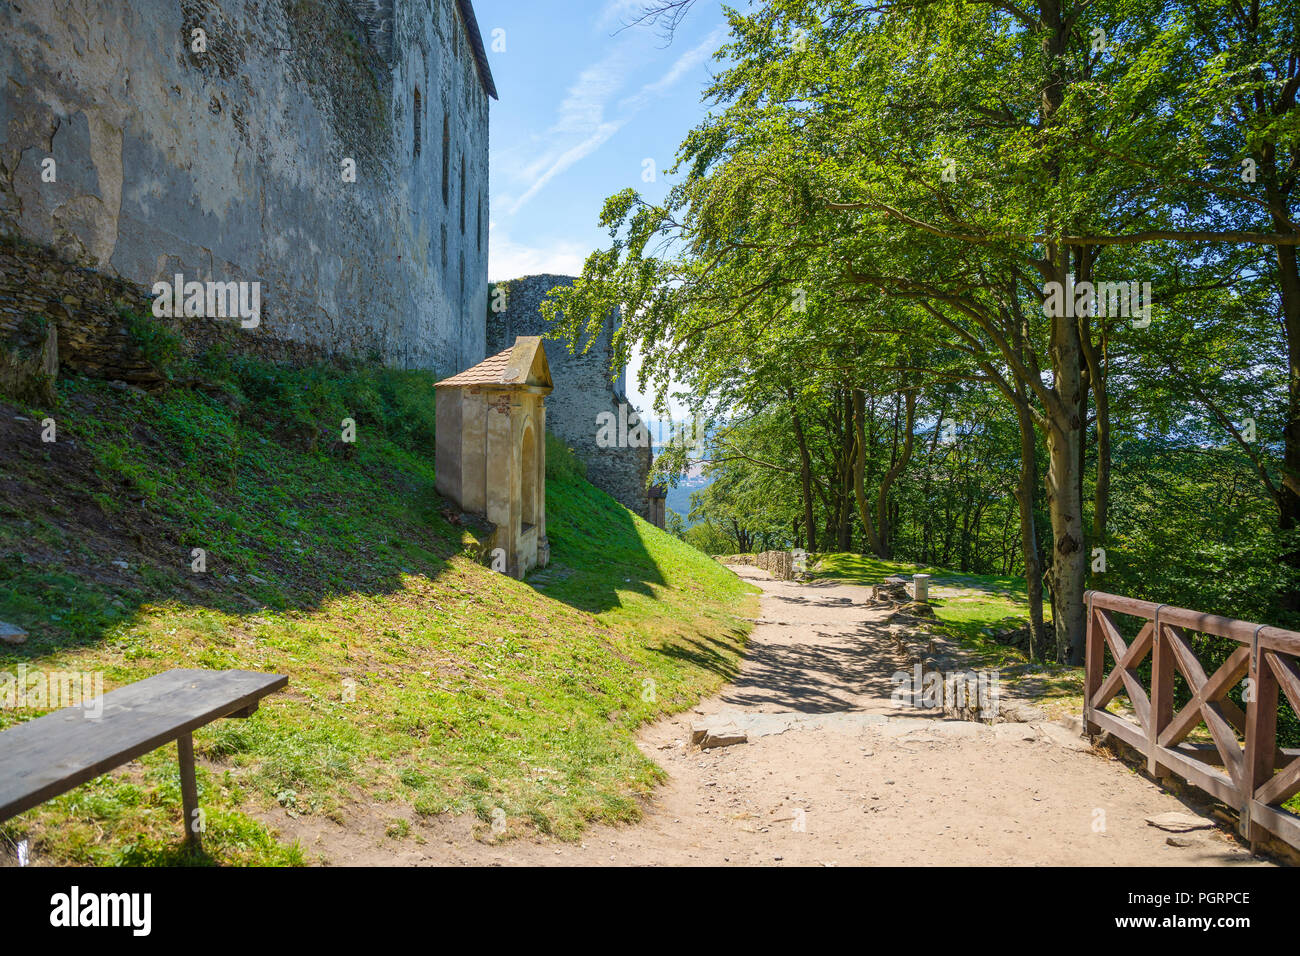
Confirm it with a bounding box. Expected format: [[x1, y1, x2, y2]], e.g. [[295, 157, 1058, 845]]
[[0, 620, 27, 645]]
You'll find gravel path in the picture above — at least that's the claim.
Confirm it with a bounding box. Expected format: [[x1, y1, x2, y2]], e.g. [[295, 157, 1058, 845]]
[[280, 566, 1271, 866]]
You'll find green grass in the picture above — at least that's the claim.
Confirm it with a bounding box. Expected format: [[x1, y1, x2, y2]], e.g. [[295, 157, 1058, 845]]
[[811, 552, 1045, 641], [0, 340, 758, 865]]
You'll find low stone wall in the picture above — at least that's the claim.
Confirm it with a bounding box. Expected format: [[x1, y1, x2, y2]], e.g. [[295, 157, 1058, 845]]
[[0, 237, 344, 403], [757, 550, 794, 579], [1, 238, 159, 391], [716, 551, 796, 580]]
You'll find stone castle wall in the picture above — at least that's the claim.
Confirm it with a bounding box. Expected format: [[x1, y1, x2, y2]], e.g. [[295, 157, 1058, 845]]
[[0, 235, 339, 395], [487, 274, 656, 522], [0, 0, 492, 375]]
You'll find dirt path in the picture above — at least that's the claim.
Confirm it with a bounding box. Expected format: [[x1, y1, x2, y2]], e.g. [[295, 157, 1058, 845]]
[[281, 567, 1271, 866]]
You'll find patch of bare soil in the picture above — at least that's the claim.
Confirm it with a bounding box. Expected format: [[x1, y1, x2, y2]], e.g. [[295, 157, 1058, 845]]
[[263, 566, 1273, 866], [0, 399, 199, 598]]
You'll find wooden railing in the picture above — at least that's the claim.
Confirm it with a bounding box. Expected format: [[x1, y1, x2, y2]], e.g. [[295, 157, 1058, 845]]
[[1083, 591, 1300, 852]]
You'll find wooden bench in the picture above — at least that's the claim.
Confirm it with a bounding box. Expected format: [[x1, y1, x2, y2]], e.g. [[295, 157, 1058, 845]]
[[0, 668, 287, 850]]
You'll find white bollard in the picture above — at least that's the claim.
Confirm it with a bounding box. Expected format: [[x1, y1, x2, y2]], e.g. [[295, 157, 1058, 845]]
[[913, 573, 930, 603]]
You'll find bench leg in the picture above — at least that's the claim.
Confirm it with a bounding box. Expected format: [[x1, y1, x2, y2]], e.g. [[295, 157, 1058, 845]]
[[177, 733, 202, 851]]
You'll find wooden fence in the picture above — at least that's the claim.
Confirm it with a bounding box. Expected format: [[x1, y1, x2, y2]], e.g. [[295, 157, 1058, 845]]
[[1083, 591, 1300, 852]]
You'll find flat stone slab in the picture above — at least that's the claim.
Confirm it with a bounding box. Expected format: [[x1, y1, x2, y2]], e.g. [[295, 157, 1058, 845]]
[[0, 621, 27, 645], [1145, 812, 1214, 833], [996, 701, 1048, 724], [690, 720, 748, 749], [1036, 720, 1093, 752]]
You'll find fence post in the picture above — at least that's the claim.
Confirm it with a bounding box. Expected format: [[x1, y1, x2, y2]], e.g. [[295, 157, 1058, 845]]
[[1242, 635, 1279, 847], [1083, 591, 1102, 736], [1148, 611, 1173, 780]]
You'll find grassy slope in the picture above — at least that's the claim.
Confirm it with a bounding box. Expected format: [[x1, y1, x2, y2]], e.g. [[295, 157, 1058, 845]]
[[0, 358, 757, 865]]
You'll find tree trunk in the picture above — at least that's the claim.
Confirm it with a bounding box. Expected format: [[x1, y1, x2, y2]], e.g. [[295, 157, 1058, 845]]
[[1272, 231, 1300, 611], [854, 388, 916, 559], [853, 389, 886, 556], [875, 390, 916, 558], [1039, 0, 1088, 664], [1045, 300, 1089, 663], [840, 388, 855, 551], [1014, 396, 1046, 659], [1077, 286, 1111, 551], [790, 398, 818, 553], [1074, 245, 1112, 583]]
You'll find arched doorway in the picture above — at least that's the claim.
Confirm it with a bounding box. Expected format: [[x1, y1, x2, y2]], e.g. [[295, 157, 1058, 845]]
[[521, 423, 537, 530]]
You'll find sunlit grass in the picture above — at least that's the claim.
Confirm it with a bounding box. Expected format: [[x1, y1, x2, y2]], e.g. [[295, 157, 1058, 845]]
[[0, 354, 757, 865], [810, 552, 1045, 634]]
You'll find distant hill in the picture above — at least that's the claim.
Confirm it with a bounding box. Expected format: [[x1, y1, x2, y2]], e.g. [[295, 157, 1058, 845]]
[[666, 480, 704, 525], [648, 421, 714, 527]]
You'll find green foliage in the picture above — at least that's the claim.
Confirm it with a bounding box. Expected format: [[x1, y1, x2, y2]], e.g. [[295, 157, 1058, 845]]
[[547, 0, 1299, 665], [680, 519, 741, 557], [120, 307, 183, 377]]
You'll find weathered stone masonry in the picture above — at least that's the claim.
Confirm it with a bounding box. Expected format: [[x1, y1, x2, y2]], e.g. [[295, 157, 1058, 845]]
[[0, 235, 343, 399], [487, 274, 657, 524], [0, 0, 494, 375]]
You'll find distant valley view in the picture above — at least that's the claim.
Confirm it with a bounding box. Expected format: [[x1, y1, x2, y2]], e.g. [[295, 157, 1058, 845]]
[[647, 419, 711, 526]]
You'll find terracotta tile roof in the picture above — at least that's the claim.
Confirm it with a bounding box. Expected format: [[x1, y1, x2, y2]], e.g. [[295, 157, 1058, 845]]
[[437, 336, 553, 391], [435, 345, 516, 387]]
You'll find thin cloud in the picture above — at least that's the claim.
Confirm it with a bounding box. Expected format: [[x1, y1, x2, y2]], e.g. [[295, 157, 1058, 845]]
[[554, 56, 627, 134], [505, 23, 724, 215], [510, 122, 626, 214], [618, 25, 726, 113]]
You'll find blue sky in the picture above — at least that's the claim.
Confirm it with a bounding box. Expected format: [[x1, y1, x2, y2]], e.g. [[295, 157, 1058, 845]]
[[473, 0, 732, 415]]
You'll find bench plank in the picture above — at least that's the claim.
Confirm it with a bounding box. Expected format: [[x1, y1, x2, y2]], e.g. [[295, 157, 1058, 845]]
[[0, 668, 287, 821]]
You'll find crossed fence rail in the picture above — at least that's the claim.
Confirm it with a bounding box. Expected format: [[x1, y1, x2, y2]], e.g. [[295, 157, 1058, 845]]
[[1083, 590, 1300, 852]]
